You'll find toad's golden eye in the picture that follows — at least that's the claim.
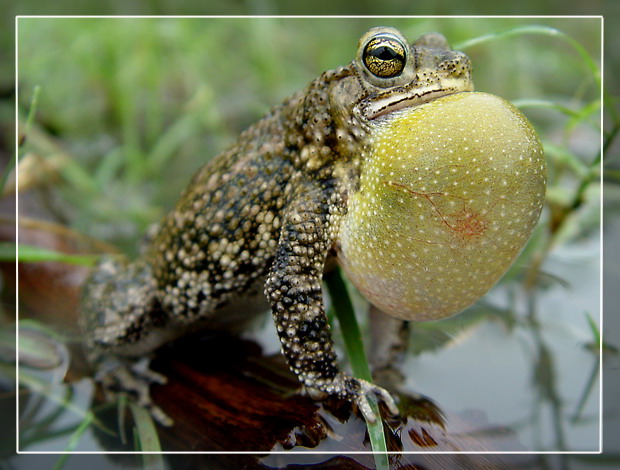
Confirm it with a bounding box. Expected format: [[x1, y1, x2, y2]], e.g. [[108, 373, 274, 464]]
[[362, 33, 407, 79]]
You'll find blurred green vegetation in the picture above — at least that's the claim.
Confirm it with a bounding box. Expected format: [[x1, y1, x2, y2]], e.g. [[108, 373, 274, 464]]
[[16, 17, 602, 254]]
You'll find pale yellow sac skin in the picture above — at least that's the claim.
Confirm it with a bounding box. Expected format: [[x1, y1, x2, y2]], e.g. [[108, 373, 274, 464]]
[[338, 92, 547, 321]]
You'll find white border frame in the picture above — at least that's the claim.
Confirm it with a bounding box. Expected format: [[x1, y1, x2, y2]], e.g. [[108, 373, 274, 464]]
[[14, 14, 604, 456]]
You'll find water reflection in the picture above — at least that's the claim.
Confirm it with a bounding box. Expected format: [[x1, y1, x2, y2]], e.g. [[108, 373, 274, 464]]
[[397, 234, 601, 453]]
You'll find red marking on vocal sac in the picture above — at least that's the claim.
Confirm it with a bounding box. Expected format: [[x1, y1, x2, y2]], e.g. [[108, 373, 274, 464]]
[[444, 207, 487, 241], [385, 180, 487, 243]]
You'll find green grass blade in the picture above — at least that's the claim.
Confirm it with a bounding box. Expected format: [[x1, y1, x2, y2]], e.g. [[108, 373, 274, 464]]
[[455, 25, 600, 86], [512, 98, 588, 120], [148, 113, 203, 172], [129, 402, 165, 464], [19, 84, 41, 151], [3, 86, 41, 195], [6, 243, 99, 266], [543, 143, 590, 178], [17, 369, 105, 432], [585, 311, 600, 348], [326, 269, 372, 380], [325, 269, 389, 469], [51, 412, 94, 470]]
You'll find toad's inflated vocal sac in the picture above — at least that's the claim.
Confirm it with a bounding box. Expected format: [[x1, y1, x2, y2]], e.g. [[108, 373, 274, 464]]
[[81, 27, 546, 424]]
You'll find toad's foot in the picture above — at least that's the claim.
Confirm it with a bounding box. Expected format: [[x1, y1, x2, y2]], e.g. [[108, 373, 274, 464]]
[[94, 356, 173, 427], [309, 373, 399, 423], [343, 375, 399, 423]]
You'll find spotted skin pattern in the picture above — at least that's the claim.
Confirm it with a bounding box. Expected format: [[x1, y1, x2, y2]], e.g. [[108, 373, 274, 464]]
[[338, 92, 546, 321], [81, 27, 545, 424]]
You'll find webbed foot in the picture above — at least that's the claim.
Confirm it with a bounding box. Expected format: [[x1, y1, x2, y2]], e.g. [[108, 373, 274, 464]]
[[309, 373, 399, 423], [342, 375, 399, 423], [94, 356, 173, 426]]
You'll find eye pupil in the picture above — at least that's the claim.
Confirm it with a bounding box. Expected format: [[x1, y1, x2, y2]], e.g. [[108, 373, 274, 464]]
[[362, 34, 406, 79], [372, 46, 399, 61]]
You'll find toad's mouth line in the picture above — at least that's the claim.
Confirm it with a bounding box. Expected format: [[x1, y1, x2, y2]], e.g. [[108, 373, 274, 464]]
[[365, 84, 474, 120]]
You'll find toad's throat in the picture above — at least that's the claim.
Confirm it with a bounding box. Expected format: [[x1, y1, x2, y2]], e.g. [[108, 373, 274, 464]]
[[365, 82, 474, 120]]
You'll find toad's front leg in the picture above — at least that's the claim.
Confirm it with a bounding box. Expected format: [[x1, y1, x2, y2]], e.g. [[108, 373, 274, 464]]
[[264, 187, 398, 423]]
